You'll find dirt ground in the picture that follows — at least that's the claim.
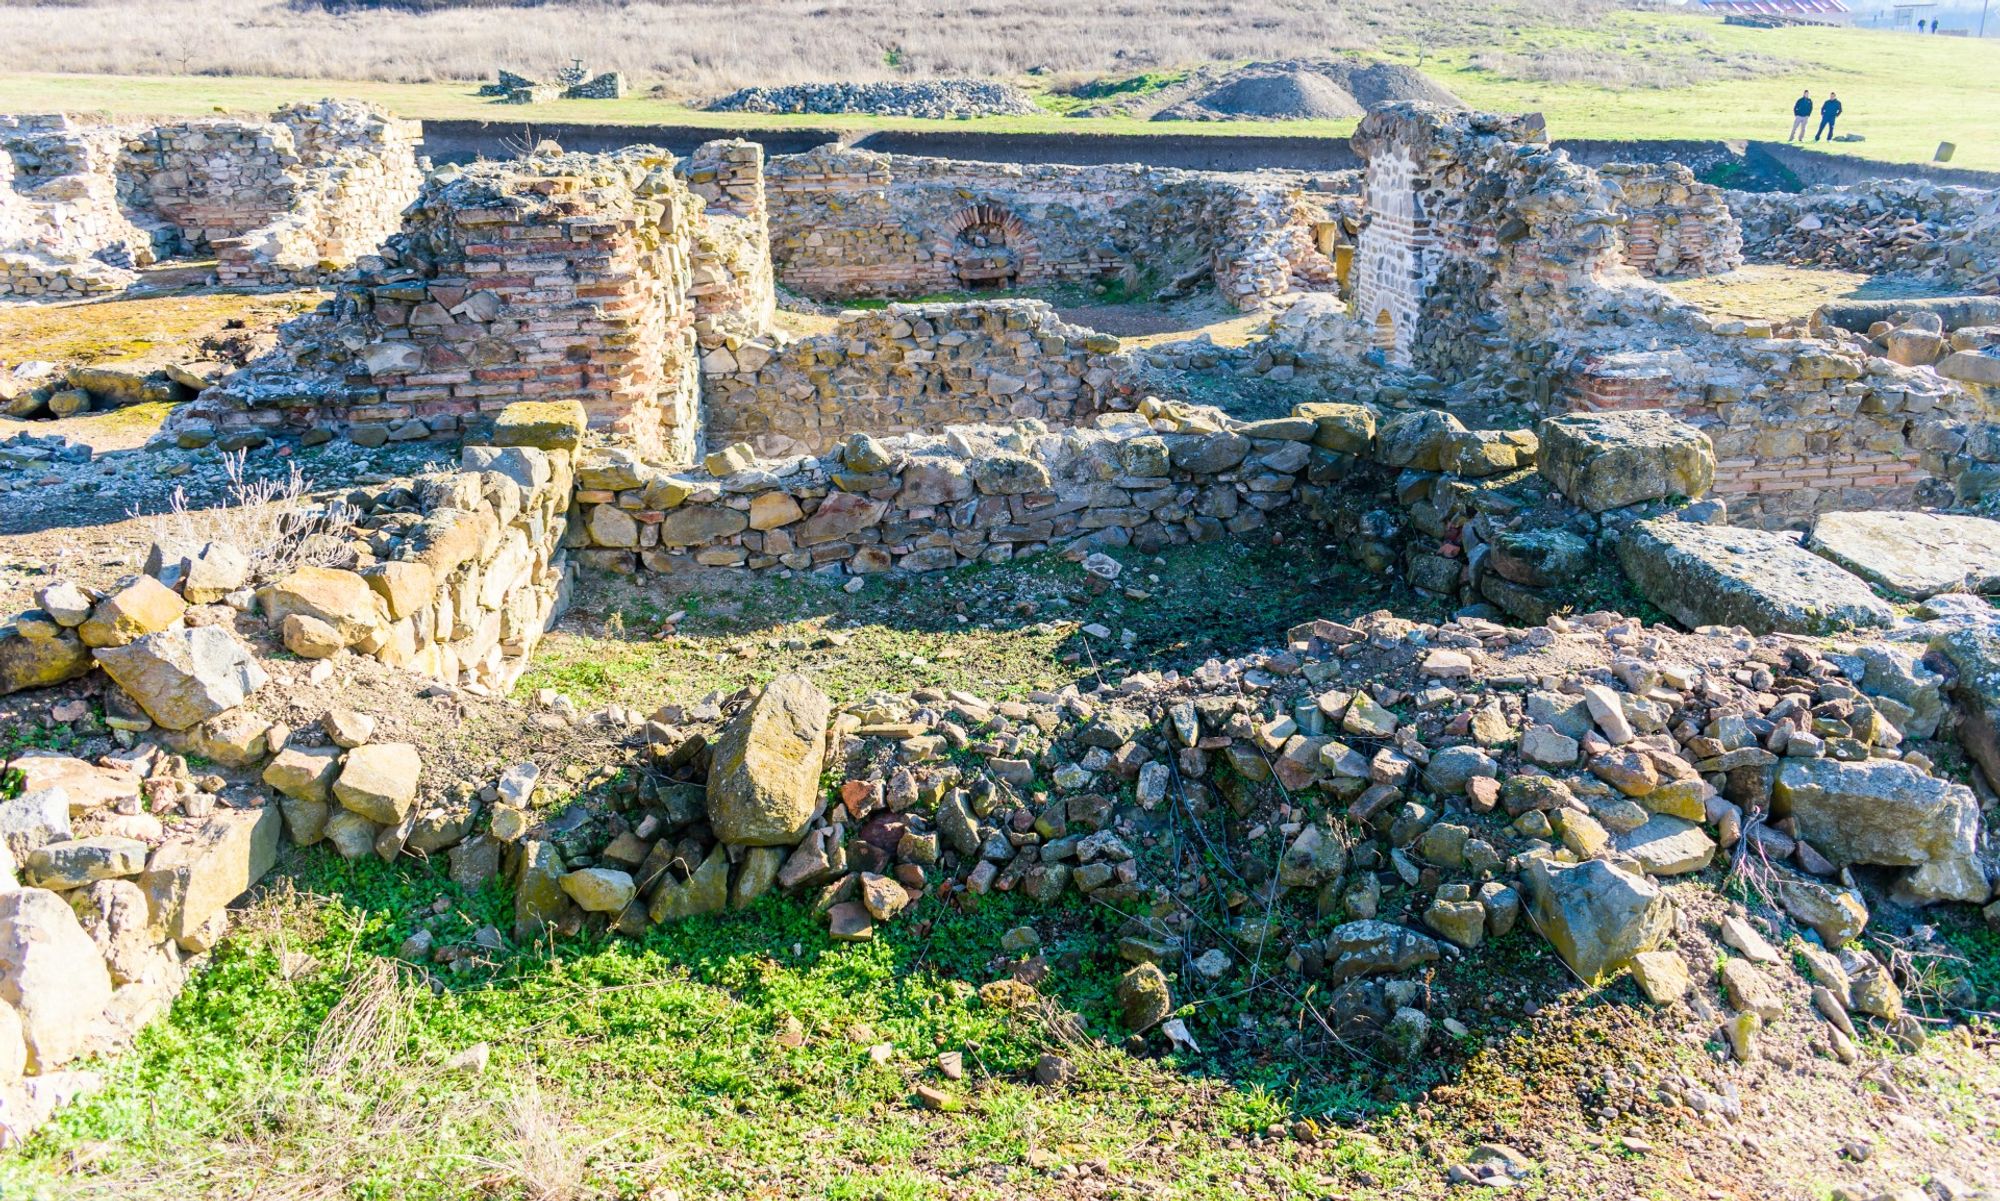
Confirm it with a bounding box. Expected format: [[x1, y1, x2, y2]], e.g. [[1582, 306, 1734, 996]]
[[1659, 265, 1962, 326]]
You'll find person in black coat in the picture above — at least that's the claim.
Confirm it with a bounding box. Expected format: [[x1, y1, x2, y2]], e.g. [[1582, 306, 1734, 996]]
[[1816, 93, 1843, 141], [1790, 91, 1812, 142]]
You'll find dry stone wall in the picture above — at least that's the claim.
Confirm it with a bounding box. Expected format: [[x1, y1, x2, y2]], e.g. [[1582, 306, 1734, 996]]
[[571, 400, 1326, 578], [703, 300, 1132, 458], [1599, 162, 1742, 278], [763, 144, 1338, 310], [265, 402, 582, 690]]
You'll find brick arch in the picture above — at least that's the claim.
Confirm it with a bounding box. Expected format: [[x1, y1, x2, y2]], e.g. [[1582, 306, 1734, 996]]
[[937, 203, 1041, 288], [947, 202, 1029, 246]]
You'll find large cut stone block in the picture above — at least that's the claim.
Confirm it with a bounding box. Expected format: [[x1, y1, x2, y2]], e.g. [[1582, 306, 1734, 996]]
[[490, 400, 587, 450], [139, 806, 281, 950], [1616, 518, 1893, 635], [93, 626, 268, 731], [1537, 411, 1714, 512], [707, 674, 830, 846], [1807, 510, 2000, 599], [259, 567, 386, 647], [0, 888, 112, 1072], [1773, 758, 1978, 869]]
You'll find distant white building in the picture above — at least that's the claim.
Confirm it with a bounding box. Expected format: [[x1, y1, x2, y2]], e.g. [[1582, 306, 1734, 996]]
[[1695, 0, 1855, 23]]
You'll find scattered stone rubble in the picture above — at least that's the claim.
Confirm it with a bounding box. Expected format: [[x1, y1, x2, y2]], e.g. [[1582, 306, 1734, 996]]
[[706, 80, 1040, 119], [1730, 179, 2000, 295]]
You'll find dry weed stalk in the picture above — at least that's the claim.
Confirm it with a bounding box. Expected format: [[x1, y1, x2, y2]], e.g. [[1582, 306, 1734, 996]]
[[307, 957, 414, 1083], [158, 449, 358, 583]]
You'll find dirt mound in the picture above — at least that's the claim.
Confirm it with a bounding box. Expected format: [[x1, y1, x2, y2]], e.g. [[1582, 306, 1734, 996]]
[[1157, 69, 1364, 122], [1138, 57, 1463, 123]]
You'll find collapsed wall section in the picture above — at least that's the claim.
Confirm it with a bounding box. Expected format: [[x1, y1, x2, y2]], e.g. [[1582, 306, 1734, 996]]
[[0, 100, 421, 300], [703, 300, 1131, 458], [764, 145, 1339, 310], [0, 115, 158, 298]]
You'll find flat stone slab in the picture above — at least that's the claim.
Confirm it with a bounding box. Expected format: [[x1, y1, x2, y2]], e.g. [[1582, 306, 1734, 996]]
[[1616, 517, 1895, 635], [1807, 510, 2000, 599], [1618, 814, 1716, 876]]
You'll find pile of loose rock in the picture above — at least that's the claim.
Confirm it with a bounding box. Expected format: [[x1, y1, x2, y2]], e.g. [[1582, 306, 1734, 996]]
[[1729, 180, 2000, 292], [481, 599, 1994, 1076], [706, 80, 1040, 119]]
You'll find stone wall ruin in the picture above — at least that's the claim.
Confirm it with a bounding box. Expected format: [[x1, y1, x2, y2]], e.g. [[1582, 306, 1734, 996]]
[[763, 144, 1341, 310], [1330, 103, 2000, 529], [1599, 161, 1743, 278], [0, 100, 421, 300]]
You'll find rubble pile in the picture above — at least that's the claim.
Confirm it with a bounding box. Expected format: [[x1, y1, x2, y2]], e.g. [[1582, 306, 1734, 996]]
[[706, 80, 1040, 119], [1729, 179, 2000, 294]]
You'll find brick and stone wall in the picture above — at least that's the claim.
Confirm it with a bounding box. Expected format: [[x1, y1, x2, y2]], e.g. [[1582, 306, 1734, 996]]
[[763, 145, 1339, 310], [1600, 162, 1742, 278], [1325, 103, 2000, 528], [683, 139, 777, 374], [1558, 341, 1973, 528], [703, 300, 1133, 458], [184, 150, 713, 462]]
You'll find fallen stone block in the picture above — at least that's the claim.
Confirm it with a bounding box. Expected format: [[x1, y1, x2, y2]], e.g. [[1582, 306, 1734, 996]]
[[708, 674, 830, 846], [1616, 518, 1893, 635], [1807, 510, 2000, 599], [0, 888, 113, 1072], [93, 626, 268, 731], [138, 807, 281, 951]]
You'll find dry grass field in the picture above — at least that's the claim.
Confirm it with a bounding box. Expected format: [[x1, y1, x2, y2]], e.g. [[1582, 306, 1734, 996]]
[[0, 0, 1614, 93]]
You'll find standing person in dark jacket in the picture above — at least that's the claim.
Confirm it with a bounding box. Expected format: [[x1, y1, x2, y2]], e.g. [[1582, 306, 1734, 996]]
[[1790, 90, 1813, 141], [1816, 93, 1843, 141]]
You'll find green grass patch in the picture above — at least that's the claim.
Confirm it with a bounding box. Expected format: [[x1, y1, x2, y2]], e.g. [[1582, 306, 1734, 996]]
[[519, 521, 1428, 711]]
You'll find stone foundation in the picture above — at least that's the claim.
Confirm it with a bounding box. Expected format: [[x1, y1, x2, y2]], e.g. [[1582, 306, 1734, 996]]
[[703, 300, 1132, 458]]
